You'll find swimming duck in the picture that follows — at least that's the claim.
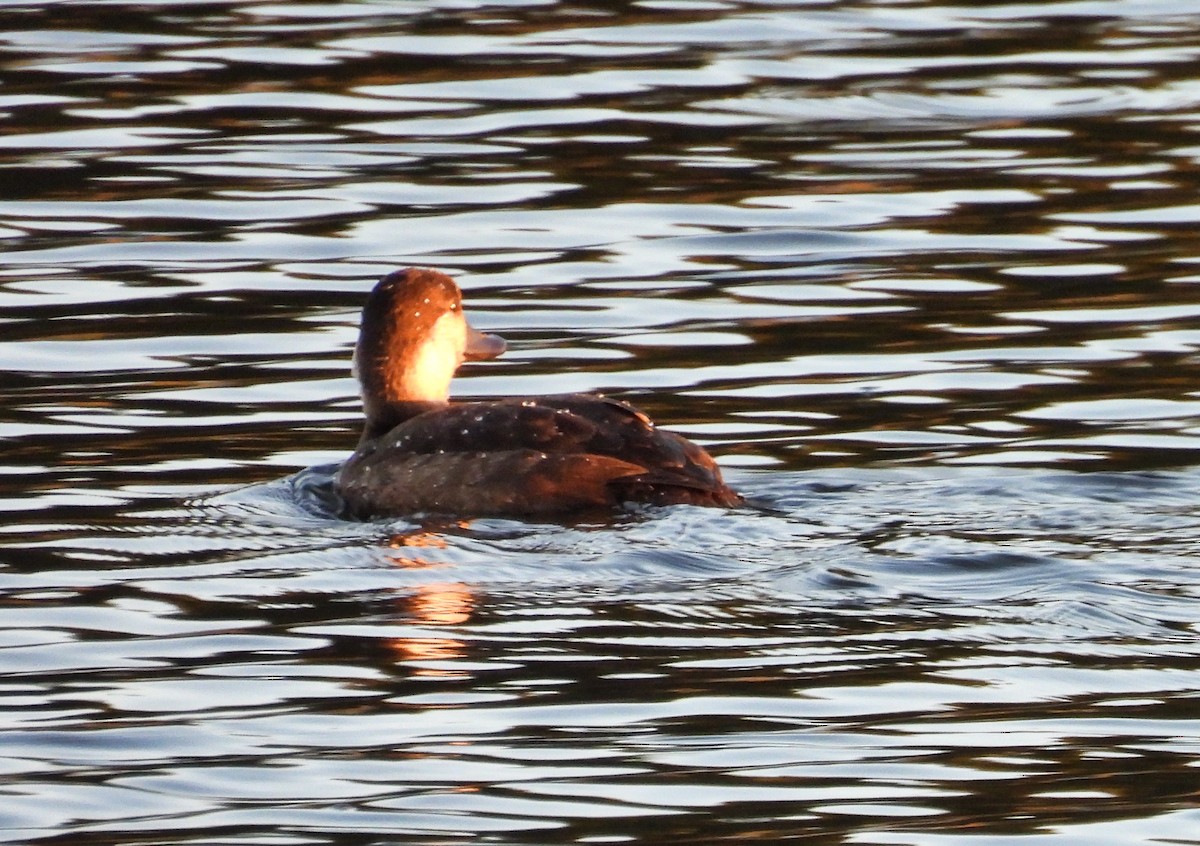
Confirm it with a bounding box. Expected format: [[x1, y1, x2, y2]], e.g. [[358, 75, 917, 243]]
[[335, 268, 741, 518]]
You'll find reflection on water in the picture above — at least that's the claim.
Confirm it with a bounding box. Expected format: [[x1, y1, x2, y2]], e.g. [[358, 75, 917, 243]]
[[2, 1, 1200, 844]]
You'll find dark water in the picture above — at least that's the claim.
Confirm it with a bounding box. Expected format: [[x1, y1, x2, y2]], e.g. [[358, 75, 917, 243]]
[[3, 1, 1200, 843]]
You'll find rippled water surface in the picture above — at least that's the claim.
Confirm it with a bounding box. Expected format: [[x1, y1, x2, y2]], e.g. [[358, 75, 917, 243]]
[[3, 1, 1200, 844]]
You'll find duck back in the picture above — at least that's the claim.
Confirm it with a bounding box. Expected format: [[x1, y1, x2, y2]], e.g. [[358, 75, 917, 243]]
[[336, 394, 740, 518]]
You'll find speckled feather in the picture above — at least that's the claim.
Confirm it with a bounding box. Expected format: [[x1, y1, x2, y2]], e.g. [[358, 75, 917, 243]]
[[338, 394, 740, 517]]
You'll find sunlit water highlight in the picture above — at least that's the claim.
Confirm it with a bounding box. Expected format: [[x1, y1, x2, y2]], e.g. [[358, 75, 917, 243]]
[[2, 1, 1200, 844]]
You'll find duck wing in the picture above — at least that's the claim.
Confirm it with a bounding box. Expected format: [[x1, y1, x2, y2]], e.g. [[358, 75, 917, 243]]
[[337, 394, 739, 517]]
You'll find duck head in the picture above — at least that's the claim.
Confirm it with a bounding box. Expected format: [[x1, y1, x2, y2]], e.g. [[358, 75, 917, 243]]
[[354, 269, 506, 420]]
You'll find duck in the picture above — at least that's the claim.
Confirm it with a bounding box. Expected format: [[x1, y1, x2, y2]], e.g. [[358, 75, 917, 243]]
[[334, 268, 741, 518]]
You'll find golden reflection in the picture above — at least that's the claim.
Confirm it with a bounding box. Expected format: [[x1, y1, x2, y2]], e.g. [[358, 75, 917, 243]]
[[383, 528, 477, 672]]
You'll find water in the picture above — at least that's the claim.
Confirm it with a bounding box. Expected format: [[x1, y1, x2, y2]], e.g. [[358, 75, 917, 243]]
[[3, 1, 1200, 843]]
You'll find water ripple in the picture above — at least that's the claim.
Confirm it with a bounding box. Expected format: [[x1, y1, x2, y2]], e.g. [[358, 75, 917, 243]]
[[4, 1, 1200, 844]]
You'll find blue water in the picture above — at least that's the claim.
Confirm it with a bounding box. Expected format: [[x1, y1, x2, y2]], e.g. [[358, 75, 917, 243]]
[[3, 1, 1200, 844]]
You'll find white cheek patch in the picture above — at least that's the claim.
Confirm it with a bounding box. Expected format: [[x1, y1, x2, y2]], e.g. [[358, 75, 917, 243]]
[[405, 312, 467, 402]]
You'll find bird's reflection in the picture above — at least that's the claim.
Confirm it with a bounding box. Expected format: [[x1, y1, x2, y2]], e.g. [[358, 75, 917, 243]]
[[382, 527, 476, 670]]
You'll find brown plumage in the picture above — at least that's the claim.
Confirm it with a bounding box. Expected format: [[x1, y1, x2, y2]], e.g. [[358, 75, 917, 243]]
[[335, 268, 741, 518]]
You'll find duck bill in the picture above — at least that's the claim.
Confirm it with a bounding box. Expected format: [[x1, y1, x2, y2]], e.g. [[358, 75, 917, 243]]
[[465, 324, 506, 361]]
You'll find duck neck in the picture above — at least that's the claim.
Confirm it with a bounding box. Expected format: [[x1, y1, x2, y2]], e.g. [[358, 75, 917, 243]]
[[354, 313, 463, 442], [357, 345, 453, 444]]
